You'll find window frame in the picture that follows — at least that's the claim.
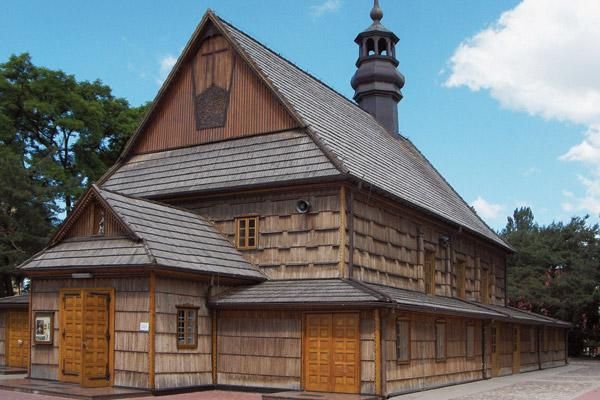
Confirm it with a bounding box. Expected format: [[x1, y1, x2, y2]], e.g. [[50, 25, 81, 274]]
[[466, 322, 475, 359], [491, 325, 497, 355], [480, 268, 490, 304], [512, 325, 519, 353], [395, 317, 411, 364], [235, 216, 259, 250], [456, 260, 466, 299], [424, 250, 436, 295], [435, 320, 447, 362], [176, 305, 199, 350]]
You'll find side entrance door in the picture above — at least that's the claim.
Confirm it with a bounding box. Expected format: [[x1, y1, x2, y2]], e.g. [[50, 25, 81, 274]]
[[304, 313, 360, 394], [59, 289, 113, 387], [491, 323, 499, 377], [7, 310, 30, 368]]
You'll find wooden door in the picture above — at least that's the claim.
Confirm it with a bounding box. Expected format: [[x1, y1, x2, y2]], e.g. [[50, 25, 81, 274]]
[[82, 291, 111, 387], [304, 313, 359, 394], [512, 325, 520, 374], [491, 324, 499, 377], [7, 311, 29, 368], [61, 291, 84, 382], [60, 289, 113, 387]]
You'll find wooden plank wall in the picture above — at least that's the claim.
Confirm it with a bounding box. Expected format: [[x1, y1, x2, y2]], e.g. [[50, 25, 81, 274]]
[[360, 310, 376, 394], [383, 312, 483, 395], [519, 325, 539, 372], [217, 310, 301, 390], [541, 327, 567, 368], [131, 34, 297, 155], [174, 187, 341, 280], [154, 277, 212, 389], [496, 322, 514, 377], [351, 192, 506, 304], [30, 277, 150, 388], [0, 312, 5, 366]]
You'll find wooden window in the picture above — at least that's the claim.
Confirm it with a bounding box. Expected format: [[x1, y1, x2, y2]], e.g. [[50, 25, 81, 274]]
[[435, 320, 446, 361], [542, 327, 548, 352], [491, 326, 497, 354], [466, 323, 475, 358], [456, 261, 466, 299], [530, 327, 537, 353], [395, 318, 411, 364], [513, 326, 519, 352], [235, 216, 258, 249], [424, 251, 436, 295], [176, 307, 198, 349], [480, 269, 489, 304]]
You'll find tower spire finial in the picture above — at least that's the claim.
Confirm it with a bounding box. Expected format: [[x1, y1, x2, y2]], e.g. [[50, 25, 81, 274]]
[[370, 0, 383, 23]]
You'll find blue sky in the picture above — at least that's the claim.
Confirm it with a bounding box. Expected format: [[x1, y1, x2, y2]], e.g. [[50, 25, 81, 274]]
[[2, 0, 599, 230]]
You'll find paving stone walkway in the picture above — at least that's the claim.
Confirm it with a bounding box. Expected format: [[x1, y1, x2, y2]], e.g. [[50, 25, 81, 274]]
[[393, 360, 600, 400], [0, 360, 598, 400]]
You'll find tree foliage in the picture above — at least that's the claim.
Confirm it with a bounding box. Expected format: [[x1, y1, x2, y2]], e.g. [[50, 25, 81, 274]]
[[0, 53, 148, 295], [502, 207, 600, 355]]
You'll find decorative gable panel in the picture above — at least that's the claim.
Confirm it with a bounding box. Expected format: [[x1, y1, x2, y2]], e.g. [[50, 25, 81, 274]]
[[130, 30, 298, 155], [64, 199, 126, 240]]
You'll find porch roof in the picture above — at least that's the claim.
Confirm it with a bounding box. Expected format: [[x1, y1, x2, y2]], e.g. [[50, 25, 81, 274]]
[[0, 294, 29, 309]]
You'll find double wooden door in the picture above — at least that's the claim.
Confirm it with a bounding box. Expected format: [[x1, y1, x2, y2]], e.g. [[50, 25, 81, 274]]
[[7, 310, 29, 368], [304, 313, 360, 394], [60, 289, 113, 387]]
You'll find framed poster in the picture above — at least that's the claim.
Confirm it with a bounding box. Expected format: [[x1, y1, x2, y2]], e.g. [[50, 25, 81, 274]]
[[34, 312, 54, 344]]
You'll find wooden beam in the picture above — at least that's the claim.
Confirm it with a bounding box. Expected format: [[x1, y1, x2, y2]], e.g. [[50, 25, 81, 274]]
[[339, 185, 347, 278], [374, 308, 382, 396], [212, 310, 218, 385], [148, 272, 156, 389], [27, 280, 33, 378]]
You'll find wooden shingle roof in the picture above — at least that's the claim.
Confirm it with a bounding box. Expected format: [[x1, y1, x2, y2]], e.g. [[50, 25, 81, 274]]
[[218, 16, 509, 250], [100, 12, 509, 250], [103, 130, 339, 197], [0, 294, 28, 309], [19, 186, 265, 281]]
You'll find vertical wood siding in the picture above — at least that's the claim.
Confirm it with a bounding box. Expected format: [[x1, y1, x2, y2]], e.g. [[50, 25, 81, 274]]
[[217, 310, 301, 390], [384, 313, 483, 395], [30, 277, 150, 388], [64, 200, 125, 239], [173, 187, 341, 280], [540, 327, 567, 369], [154, 277, 212, 389], [351, 192, 507, 305], [131, 35, 297, 155], [0, 312, 5, 366]]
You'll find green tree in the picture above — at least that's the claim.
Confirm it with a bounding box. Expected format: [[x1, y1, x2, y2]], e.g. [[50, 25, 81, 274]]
[[0, 53, 148, 295], [501, 207, 600, 355], [1, 53, 148, 213]]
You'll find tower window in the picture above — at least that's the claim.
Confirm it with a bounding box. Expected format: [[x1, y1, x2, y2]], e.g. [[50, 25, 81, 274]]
[[366, 38, 376, 56], [378, 38, 388, 55]]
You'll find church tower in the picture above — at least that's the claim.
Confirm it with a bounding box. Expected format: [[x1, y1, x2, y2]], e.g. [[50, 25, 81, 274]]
[[351, 0, 405, 134]]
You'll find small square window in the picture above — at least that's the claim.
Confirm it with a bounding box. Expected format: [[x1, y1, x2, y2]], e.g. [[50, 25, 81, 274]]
[[176, 307, 198, 349], [236, 217, 259, 249]]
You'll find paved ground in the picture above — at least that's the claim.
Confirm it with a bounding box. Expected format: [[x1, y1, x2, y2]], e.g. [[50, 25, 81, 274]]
[[0, 360, 598, 400], [393, 360, 600, 400]]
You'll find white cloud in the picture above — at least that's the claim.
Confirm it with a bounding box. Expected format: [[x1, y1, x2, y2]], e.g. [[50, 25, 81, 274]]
[[310, 0, 342, 18], [157, 55, 177, 85], [446, 0, 600, 216], [471, 196, 505, 220], [445, 0, 600, 127], [522, 166, 540, 177]]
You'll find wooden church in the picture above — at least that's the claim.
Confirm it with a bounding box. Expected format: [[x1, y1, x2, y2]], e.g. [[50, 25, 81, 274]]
[[13, 1, 570, 397]]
